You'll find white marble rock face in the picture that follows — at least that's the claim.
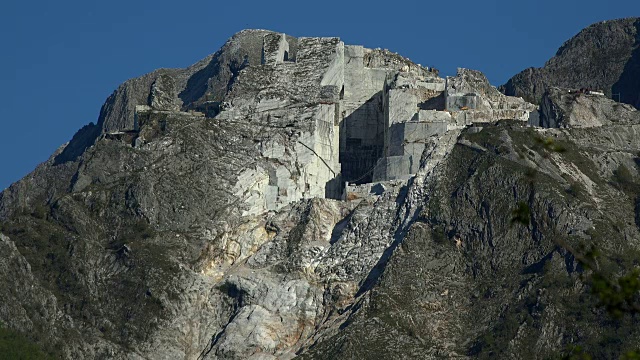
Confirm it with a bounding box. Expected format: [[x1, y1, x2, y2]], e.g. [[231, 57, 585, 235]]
[[8, 26, 640, 360], [124, 33, 541, 358]]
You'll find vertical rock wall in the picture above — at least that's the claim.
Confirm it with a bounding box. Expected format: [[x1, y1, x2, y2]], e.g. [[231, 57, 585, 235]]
[[222, 36, 345, 215]]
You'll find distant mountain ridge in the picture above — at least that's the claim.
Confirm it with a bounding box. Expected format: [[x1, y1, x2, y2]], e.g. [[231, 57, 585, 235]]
[[501, 17, 640, 109]]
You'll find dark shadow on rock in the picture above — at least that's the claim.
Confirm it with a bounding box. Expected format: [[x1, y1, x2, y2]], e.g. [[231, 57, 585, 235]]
[[325, 174, 344, 200], [612, 19, 640, 109], [340, 91, 385, 184], [395, 182, 410, 206], [330, 210, 354, 245], [522, 250, 554, 275], [225, 58, 246, 93], [53, 122, 101, 165], [179, 57, 221, 107], [370, 183, 385, 195], [178, 55, 248, 111], [179, 31, 272, 109], [419, 92, 445, 110]]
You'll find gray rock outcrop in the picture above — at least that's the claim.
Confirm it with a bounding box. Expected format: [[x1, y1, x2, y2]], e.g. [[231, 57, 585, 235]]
[[537, 86, 640, 128], [501, 17, 640, 109], [1, 26, 640, 360]]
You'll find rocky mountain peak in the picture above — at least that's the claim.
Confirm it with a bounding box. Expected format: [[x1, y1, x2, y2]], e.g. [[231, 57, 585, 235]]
[[501, 17, 640, 109], [1, 23, 640, 359]]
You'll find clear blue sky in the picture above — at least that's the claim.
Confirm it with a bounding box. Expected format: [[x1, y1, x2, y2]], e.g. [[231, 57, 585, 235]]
[[1, 0, 638, 190]]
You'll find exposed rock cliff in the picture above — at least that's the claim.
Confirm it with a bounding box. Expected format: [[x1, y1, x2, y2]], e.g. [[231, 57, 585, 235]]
[[1, 26, 640, 360], [501, 17, 640, 109], [301, 119, 640, 359], [537, 86, 640, 128]]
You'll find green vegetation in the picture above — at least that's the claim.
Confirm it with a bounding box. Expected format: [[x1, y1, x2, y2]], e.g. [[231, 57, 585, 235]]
[[533, 134, 566, 154], [0, 214, 82, 299], [430, 226, 447, 244], [591, 269, 640, 318], [0, 323, 54, 360], [0, 190, 174, 350], [442, 122, 640, 358], [505, 127, 640, 358], [565, 180, 586, 199], [611, 164, 639, 196], [510, 201, 531, 226]]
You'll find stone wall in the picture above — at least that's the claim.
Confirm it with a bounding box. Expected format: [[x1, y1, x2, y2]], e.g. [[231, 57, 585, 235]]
[[387, 122, 448, 157], [339, 46, 391, 184], [372, 156, 416, 181]]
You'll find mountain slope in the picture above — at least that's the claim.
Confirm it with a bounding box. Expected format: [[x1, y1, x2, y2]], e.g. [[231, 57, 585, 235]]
[[302, 121, 640, 358], [501, 17, 640, 109], [0, 25, 640, 360]]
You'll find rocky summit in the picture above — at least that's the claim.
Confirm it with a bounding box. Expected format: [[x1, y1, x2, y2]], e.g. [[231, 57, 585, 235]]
[[501, 17, 640, 109], [2, 20, 640, 359]]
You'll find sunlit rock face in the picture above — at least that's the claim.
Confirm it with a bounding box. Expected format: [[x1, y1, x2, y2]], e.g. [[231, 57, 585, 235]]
[[537, 86, 640, 128], [2, 25, 640, 360]]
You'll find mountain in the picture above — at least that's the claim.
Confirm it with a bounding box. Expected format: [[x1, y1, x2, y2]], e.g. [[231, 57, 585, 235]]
[[1, 25, 640, 359], [501, 17, 640, 109]]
